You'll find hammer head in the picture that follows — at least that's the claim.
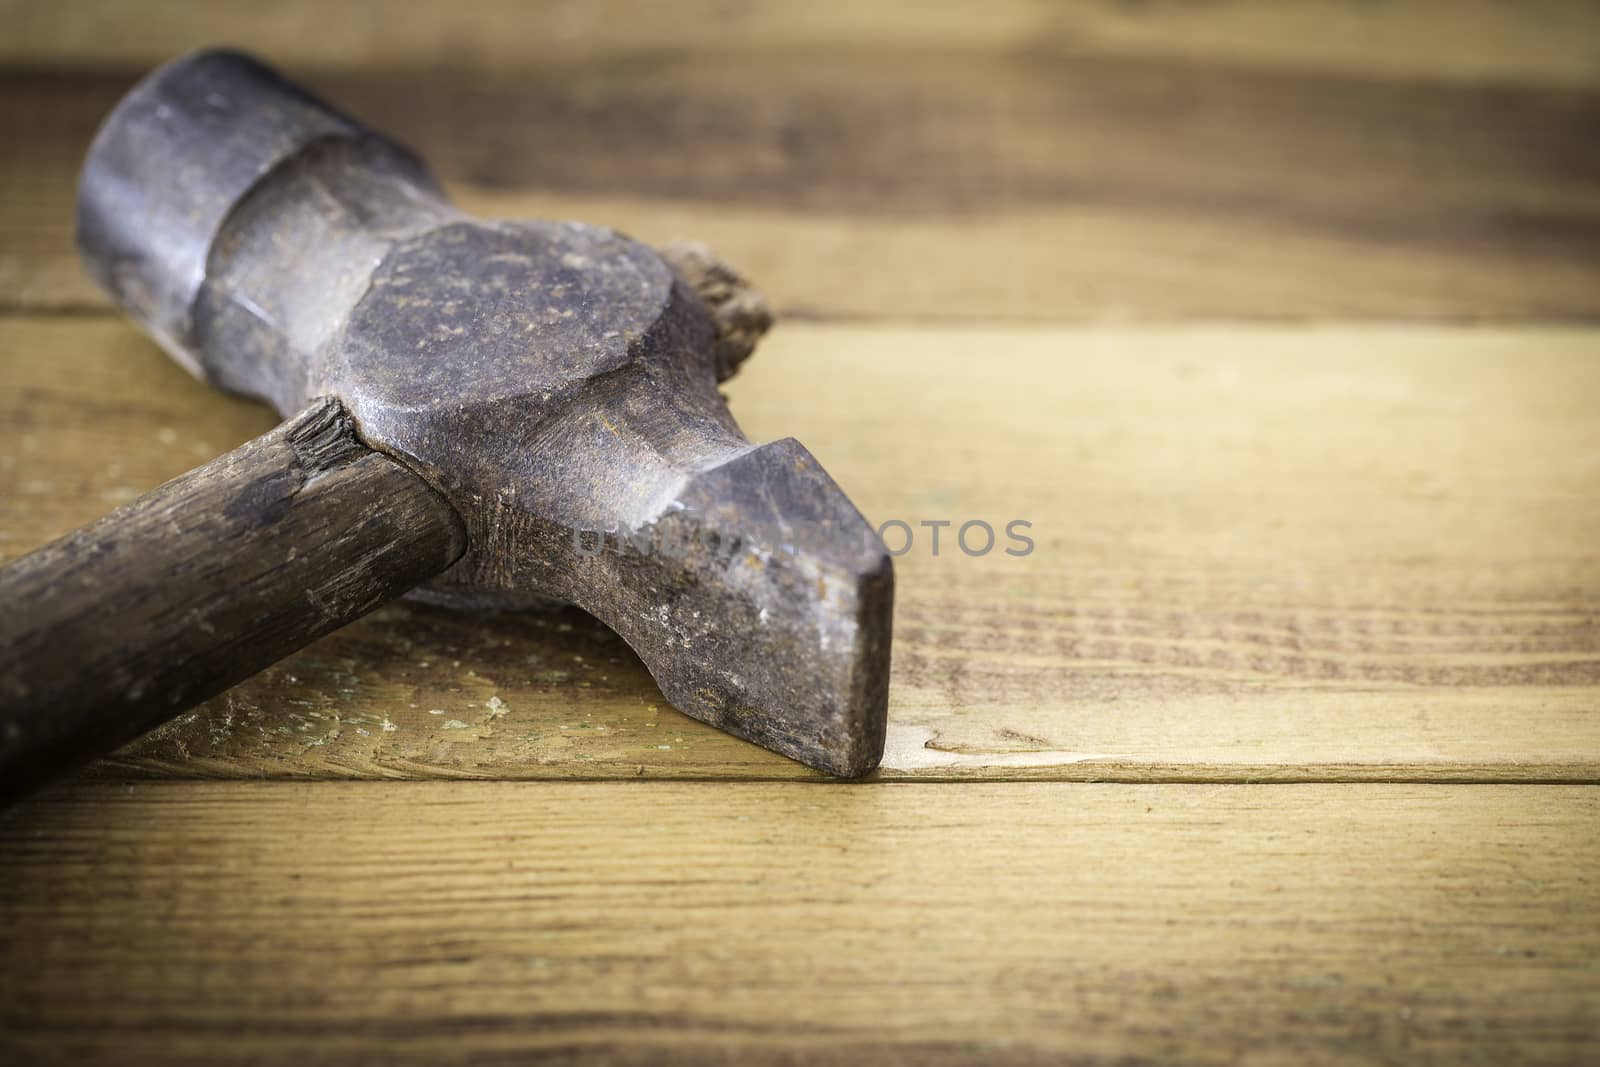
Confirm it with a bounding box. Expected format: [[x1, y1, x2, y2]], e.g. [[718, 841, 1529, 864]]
[[75, 50, 892, 776]]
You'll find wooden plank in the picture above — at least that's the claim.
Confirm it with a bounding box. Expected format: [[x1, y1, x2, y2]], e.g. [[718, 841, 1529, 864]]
[[3, 316, 1597, 782], [2, 27, 1597, 321], [0, 780, 1595, 1064], [4, 0, 1597, 88]]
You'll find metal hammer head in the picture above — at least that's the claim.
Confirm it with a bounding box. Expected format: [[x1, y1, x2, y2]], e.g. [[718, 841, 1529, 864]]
[[75, 50, 892, 776]]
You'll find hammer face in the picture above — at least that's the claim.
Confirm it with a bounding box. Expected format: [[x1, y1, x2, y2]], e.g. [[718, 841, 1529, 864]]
[[77, 48, 894, 776]]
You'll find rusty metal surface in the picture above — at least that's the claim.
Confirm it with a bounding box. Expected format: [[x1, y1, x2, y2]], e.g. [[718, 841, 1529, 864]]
[[75, 50, 892, 776]]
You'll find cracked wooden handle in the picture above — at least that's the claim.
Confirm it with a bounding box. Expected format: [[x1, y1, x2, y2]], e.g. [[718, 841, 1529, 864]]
[[0, 399, 466, 804]]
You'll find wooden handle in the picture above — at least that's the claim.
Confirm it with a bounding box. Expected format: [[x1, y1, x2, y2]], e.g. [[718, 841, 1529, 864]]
[[0, 399, 466, 804]]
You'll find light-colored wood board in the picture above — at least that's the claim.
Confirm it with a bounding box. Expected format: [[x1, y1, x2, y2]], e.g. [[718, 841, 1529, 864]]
[[0, 780, 1596, 1065], [2, 28, 1597, 322], [4, 0, 1597, 88], [3, 317, 1596, 782]]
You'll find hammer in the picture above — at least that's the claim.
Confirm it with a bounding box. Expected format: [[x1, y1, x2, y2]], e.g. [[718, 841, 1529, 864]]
[[0, 50, 893, 801]]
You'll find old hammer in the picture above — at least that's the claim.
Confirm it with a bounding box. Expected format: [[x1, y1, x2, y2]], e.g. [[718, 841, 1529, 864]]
[[0, 50, 893, 801]]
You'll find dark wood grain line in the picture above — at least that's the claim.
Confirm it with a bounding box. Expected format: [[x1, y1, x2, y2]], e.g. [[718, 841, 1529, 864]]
[[10, 54, 1599, 229]]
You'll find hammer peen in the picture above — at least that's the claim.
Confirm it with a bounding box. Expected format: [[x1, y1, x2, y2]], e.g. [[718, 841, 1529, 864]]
[[0, 50, 893, 802]]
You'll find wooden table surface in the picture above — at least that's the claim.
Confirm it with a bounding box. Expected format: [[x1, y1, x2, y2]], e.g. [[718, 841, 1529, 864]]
[[2, 3, 1597, 1063]]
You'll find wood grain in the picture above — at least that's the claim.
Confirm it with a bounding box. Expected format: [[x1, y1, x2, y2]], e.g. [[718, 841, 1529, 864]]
[[0, 780, 1595, 1065], [2, 4, 1597, 321], [0, 399, 465, 804], [3, 315, 1595, 783]]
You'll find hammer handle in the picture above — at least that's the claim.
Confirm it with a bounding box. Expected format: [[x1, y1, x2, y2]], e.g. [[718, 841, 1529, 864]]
[[0, 399, 466, 804]]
